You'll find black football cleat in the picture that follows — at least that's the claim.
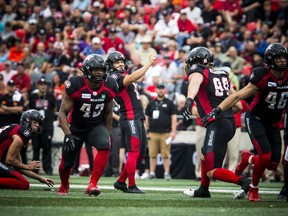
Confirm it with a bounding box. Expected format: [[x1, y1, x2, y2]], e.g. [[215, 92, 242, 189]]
[[127, 185, 145, 194], [114, 181, 128, 192]]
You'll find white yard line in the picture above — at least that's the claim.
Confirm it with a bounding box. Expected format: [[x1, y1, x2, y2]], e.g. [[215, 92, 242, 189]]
[[30, 184, 279, 194]]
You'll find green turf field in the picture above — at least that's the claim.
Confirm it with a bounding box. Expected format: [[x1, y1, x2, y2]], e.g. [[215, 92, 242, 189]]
[[0, 176, 287, 216]]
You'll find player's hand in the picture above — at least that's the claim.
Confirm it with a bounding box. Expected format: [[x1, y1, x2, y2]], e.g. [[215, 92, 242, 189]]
[[183, 98, 193, 120], [39, 177, 55, 187], [201, 107, 222, 125], [63, 134, 79, 152], [149, 54, 157, 65], [28, 160, 42, 170]]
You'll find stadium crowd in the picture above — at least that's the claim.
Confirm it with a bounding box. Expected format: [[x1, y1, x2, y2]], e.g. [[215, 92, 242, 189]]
[[0, 0, 288, 196]]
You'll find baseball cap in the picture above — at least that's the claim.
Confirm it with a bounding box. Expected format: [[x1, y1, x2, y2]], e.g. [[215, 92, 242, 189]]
[[93, 1, 101, 7], [28, 18, 37, 25], [156, 83, 165, 89], [162, 10, 170, 16], [7, 80, 15, 86], [110, 27, 118, 33], [72, 45, 79, 51], [92, 37, 101, 44], [38, 28, 46, 35], [5, 60, 11, 65], [38, 77, 47, 85]]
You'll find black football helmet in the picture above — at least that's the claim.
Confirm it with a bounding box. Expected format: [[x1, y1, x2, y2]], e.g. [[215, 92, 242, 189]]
[[20, 109, 44, 135], [185, 47, 214, 71], [264, 43, 288, 72], [105, 51, 128, 73], [82, 54, 107, 83]]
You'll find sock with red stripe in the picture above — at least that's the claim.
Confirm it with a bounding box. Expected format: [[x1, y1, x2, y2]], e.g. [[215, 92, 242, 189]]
[[252, 152, 271, 187], [212, 168, 241, 184], [90, 150, 109, 186], [200, 159, 210, 188], [58, 157, 71, 188], [126, 151, 140, 187]]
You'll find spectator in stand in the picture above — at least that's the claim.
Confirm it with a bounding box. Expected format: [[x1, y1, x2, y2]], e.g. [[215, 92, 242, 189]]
[[71, 0, 91, 12], [29, 42, 50, 85], [177, 9, 197, 47], [226, 46, 246, 77], [108, 27, 126, 55], [8, 37, 24, 64], [201, 0, 223, 25], [186, 19, 206, 49], [117, 22, 135, 51], [0, 41, 9, 64], [135, 36, 157, 66], [0, 61, 17, 85], [133, 24, 150, 50], [254, 30, 269, 57], [1, 22, 16, 47], [1, 5, 16, 26], [67, 45, 83, 68], [173, 48, 188, 94], [152, 9, 179, 49], [24, 18, 39, 51], [80, 37, 106, 59], [161, 54, 178, 99], [12, 2, 29, 29], [11, 61, 31, 107], [241, 0, 262, 23], [46, 41, 69, 83], [30, 28, 48, 54], [181, 0, 202, 25], [213, 42, 230, 66]]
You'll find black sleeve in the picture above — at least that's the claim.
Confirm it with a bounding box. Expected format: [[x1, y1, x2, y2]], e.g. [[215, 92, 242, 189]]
[[65, 76, 82, 97], [249, 66, 268, 86], [110, 72, 125, 90], [106, 77, 119, 95], [186, 64, 206, 77]]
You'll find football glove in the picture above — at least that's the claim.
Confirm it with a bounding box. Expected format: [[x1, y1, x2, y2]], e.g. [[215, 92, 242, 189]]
[[201, 107, 222, 125], [183, 98, 193, 121], [63, 134, 79, 152]]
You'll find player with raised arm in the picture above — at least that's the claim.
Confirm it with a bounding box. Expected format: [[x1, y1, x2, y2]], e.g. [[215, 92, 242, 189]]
[[203, 43, 288, 201], [57, 54, 118, 196], [182, 47, 250, 199], [106, 51, 157, 194]]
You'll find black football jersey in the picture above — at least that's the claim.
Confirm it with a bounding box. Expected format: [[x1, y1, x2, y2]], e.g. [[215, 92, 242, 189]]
[[186, 64, 234, 120], [0, 124, 31, 161], [249, 66, 288, 124], [110, 71, 145, 120], [65, 76, 118, 133]]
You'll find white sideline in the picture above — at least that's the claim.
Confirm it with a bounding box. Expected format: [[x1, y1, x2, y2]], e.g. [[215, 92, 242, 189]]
[[30, 184, 279, 194]]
